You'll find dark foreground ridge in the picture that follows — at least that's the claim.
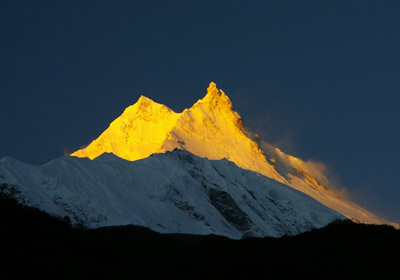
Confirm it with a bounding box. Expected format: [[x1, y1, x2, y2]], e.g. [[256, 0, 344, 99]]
[[2, 194, 399, 279]]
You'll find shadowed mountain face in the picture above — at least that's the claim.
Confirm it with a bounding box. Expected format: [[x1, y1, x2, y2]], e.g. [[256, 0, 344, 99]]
[[2, 194, 399, 279], [71, 82, 389, 225], [0, 150, 343, 238]]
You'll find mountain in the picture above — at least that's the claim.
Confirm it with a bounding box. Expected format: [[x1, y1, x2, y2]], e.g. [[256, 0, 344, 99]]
[[72, 82, 389, 226], [0, 150, 343, 239], [72, 82, 281, 180], [1, 82, 395, 239]]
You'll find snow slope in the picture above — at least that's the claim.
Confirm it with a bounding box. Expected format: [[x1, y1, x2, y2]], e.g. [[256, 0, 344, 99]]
[[71, 82, 390, 226], [0, 150, 344, 239]]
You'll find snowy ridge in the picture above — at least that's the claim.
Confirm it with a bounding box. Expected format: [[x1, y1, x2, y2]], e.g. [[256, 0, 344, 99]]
[[71, 82, 390, 226], [0, 150, 343, 238]]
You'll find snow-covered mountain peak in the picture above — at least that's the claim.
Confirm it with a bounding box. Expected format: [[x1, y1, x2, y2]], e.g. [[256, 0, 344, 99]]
[[204, 81, 219, 98], [196, 82, 233, 112], [123, 95, 176, 118], [70, 94, 180, 161], [202, 81, 226, 102], [135, 95, 156, 108], [70, 82, 392, 226]]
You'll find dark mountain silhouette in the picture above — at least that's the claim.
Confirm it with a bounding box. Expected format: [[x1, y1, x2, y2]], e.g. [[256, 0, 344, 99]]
[[2, 193, 399, 279]]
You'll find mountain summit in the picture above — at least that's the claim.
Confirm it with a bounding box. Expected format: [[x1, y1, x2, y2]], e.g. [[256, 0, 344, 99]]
[[71, 82, 391, 226], [1, 82, 396, 238], [71, 82, 282, 180], [71, 94, 179, 161]]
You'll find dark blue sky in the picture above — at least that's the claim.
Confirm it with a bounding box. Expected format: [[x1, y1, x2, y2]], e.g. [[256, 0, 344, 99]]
[[1, 1, 399, 223]]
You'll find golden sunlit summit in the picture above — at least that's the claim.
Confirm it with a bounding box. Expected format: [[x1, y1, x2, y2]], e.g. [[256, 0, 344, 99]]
[[71, 82, 395, 227]]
